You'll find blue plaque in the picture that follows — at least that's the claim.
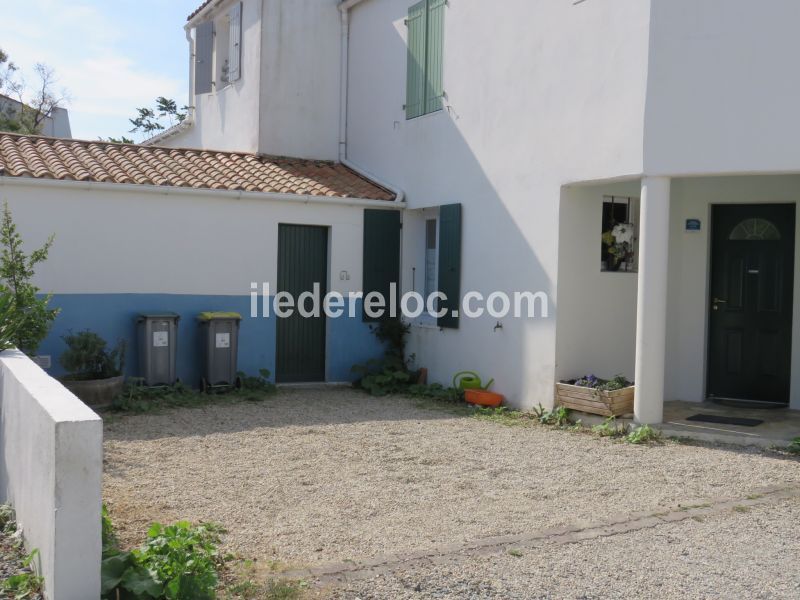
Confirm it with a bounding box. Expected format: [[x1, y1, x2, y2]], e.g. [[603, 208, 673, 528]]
[[686, 218, 701, 232]]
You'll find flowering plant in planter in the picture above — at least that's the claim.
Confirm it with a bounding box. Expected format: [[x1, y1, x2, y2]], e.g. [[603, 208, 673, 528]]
[[556, 374, 634, 417], [602, 222, 636, 271]]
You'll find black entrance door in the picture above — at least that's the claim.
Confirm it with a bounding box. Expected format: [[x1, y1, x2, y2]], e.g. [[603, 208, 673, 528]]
[[276, 224, 328, 383], [708, 204, 795, 404]]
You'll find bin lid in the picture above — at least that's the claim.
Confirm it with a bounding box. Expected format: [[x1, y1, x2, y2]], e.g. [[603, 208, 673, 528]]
[[197, 311, 243, 322], [137, 312, 180, 321]]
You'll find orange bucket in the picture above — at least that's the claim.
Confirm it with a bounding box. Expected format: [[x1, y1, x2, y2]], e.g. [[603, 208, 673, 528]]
[[464, 389, 504, 408]]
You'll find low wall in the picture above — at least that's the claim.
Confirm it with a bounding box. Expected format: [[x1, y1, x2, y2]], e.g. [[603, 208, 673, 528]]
[[0, 349, 102, 600]]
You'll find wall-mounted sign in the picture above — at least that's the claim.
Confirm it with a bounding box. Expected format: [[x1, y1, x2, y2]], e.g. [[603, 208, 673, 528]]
[[685, 218, 702, 232]]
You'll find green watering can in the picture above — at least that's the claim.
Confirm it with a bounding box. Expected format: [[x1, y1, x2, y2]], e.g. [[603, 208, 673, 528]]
[[453, 371, 494, 391]]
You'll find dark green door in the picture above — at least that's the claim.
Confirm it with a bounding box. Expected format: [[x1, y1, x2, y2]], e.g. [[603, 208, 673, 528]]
[[276, 224, 328, 383], [708, 204, 795, 404]]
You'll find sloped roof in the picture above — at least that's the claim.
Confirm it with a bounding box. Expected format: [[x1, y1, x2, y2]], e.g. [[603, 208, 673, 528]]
[[0, 133, 395, 200], [188, 0, 215, 22]]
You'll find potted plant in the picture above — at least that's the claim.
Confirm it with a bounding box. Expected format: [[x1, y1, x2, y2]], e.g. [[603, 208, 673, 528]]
[[602, 222, 636, 272], [555, 374, 634, 417], [59, 330, 126, 409]]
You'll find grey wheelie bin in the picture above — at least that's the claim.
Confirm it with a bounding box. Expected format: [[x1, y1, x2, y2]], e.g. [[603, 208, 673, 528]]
[[137, 313, 180, 386], [198, 312, 242, 392]]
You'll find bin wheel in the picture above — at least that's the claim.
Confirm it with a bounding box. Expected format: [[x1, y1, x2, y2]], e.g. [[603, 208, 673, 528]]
[[200, 378, 209, 394], [235, 376, 243, 390]]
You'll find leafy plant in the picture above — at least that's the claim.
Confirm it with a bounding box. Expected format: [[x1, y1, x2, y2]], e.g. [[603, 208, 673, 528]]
[[592, 416, 626, 438], [787, 437, 800, 455], [532, 404, 571, 427], [236, 369, 277, 397], [102, 511, 224, 600], [406, 382, 462, 403], [59, 330, 125, 380], [0, 549, 43, 599], [570, 374, 632, 391], [0, 202, 59, 354], [351, 319, 418, 396], [626, 424, 662, 445]]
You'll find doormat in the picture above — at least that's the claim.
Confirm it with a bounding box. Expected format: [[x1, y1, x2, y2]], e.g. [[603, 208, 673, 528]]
[[686, 414, 764, 427]]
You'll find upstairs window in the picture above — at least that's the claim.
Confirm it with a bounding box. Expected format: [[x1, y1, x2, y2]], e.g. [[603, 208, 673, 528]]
[[405, 0, 445, 120], [194, 1, 242, 95]]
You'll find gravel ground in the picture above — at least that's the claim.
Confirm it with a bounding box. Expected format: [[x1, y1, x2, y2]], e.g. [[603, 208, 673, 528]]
[[328, 499, 800, 599], [103, 388, 800, 570]]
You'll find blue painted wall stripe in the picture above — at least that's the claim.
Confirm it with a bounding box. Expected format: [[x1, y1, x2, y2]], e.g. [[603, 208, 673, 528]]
[[38, 294, 384, 386]]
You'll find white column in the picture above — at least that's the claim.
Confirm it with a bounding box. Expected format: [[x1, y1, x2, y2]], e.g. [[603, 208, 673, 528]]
[[634, 177, 671, 424]]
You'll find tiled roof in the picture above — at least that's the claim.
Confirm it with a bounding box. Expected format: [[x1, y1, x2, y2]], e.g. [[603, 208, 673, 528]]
[[188, 0, 215, 21], [0, 133, 395, 201]]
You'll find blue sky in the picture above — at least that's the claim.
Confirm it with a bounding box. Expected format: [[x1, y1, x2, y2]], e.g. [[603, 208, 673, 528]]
[[3, 0, 200, 140]]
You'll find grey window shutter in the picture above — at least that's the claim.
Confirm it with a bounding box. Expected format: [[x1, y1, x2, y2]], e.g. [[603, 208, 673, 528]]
[[228, 2, 242, 82], [195, 21, 214, 95], [362, 210, 401, 322], [437, 203, 462, 329]]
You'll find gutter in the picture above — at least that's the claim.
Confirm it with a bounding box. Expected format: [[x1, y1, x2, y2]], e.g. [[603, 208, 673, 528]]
[[143, 27, 197, 147], [337, 0, 405, 205], [0, 176, 406, 210]]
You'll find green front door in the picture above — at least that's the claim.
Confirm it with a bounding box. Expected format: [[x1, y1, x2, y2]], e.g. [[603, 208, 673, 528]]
[[276, 224, 328, 383], [708, 204, 795, 404]]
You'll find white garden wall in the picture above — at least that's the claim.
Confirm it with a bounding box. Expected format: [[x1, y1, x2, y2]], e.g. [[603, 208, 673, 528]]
[[0, 350, 102, 600]]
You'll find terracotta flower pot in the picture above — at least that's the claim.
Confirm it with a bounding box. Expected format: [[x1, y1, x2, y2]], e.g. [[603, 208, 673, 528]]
[[61, 375, 125, 409], [464, 389, 504, 408]]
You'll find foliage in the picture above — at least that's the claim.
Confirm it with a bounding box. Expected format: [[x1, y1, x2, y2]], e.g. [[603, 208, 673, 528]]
[[102, 511, 224, 600], [351, 319, 417, 396], [570, 374, 632, 392], [0, 293, 23, 351], [0, 49, 68, 135], [112, 370, 276, 413], [602, 222, 636, 271], [532, 403, 571, 426], [787, 437, 800, 455], [0, 203, 59, 354], [121, 97, 188, 141], [626, 424, 662, 445], [59, 330, 125, 380], [406, 382, 462, 403], [592, 416, 626, 438], [0, 549, 43, 599]]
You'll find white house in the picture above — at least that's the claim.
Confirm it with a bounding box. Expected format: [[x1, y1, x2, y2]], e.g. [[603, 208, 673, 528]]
[[1, 0, 799, 424], [0, 93, 72, 138]]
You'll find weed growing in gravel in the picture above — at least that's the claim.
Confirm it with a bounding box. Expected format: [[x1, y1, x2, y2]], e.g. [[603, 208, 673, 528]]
[[626, 424, 662, 444], [0, 506, 43, 599], [0, 549, 43, 599], [733, 505, 751, 513], [532, 404, 572, 427], [788, 437, 800, 454], [101, 510, 225, 600], [592, 417, 626, 438], [111, 371, 276, 414], [507, 549, 524, 558]]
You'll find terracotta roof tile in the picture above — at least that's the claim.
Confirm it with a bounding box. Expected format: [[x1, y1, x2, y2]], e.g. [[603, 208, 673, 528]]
[[0, 133, 395, 201]]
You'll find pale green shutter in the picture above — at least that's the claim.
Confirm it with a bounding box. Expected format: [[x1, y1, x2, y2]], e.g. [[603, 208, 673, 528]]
[[406, 1, 427, 119], [424, 0, 445, 115]]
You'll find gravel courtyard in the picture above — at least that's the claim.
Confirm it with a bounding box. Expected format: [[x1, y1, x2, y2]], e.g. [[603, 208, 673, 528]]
[[103, 388, 800, 597]]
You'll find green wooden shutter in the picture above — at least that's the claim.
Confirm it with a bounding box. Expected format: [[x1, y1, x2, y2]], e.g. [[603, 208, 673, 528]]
[[424, 0, 445, 115], [363, 209, 401, 322], [406, 1, 427, 119], [437, 203, 462, 329]]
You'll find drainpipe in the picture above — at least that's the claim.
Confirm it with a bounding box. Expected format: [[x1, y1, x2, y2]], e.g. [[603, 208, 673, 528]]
[[337, 0, 405, 204]]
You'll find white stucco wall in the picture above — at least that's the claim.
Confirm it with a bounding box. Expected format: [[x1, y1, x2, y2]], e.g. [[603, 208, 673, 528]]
[[555, 181, 641, 384], [162, 0, 263, 153], [346, 0, 652, 408], [0, 180, 390, 297], [257, 0, 342, 160], [0, 350, 102, 600], [644, 0, 800, 175], [665, 176, 800, 410]]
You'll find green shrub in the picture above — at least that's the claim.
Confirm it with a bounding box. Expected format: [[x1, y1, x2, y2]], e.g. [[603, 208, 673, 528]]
[[787, 437, 800, 455], [0, 549, 43, 599], [626, 424, 662, 444], [0, 202, 59, 354], [60, 330, 126, 380], [102, 513, 223, 600]]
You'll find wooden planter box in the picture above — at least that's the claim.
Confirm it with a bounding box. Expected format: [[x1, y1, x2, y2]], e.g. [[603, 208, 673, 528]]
[[555, 382, 634, 417]]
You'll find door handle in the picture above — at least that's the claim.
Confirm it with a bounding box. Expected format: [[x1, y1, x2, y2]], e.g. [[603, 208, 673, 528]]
[[712, 297, 727, 311]]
